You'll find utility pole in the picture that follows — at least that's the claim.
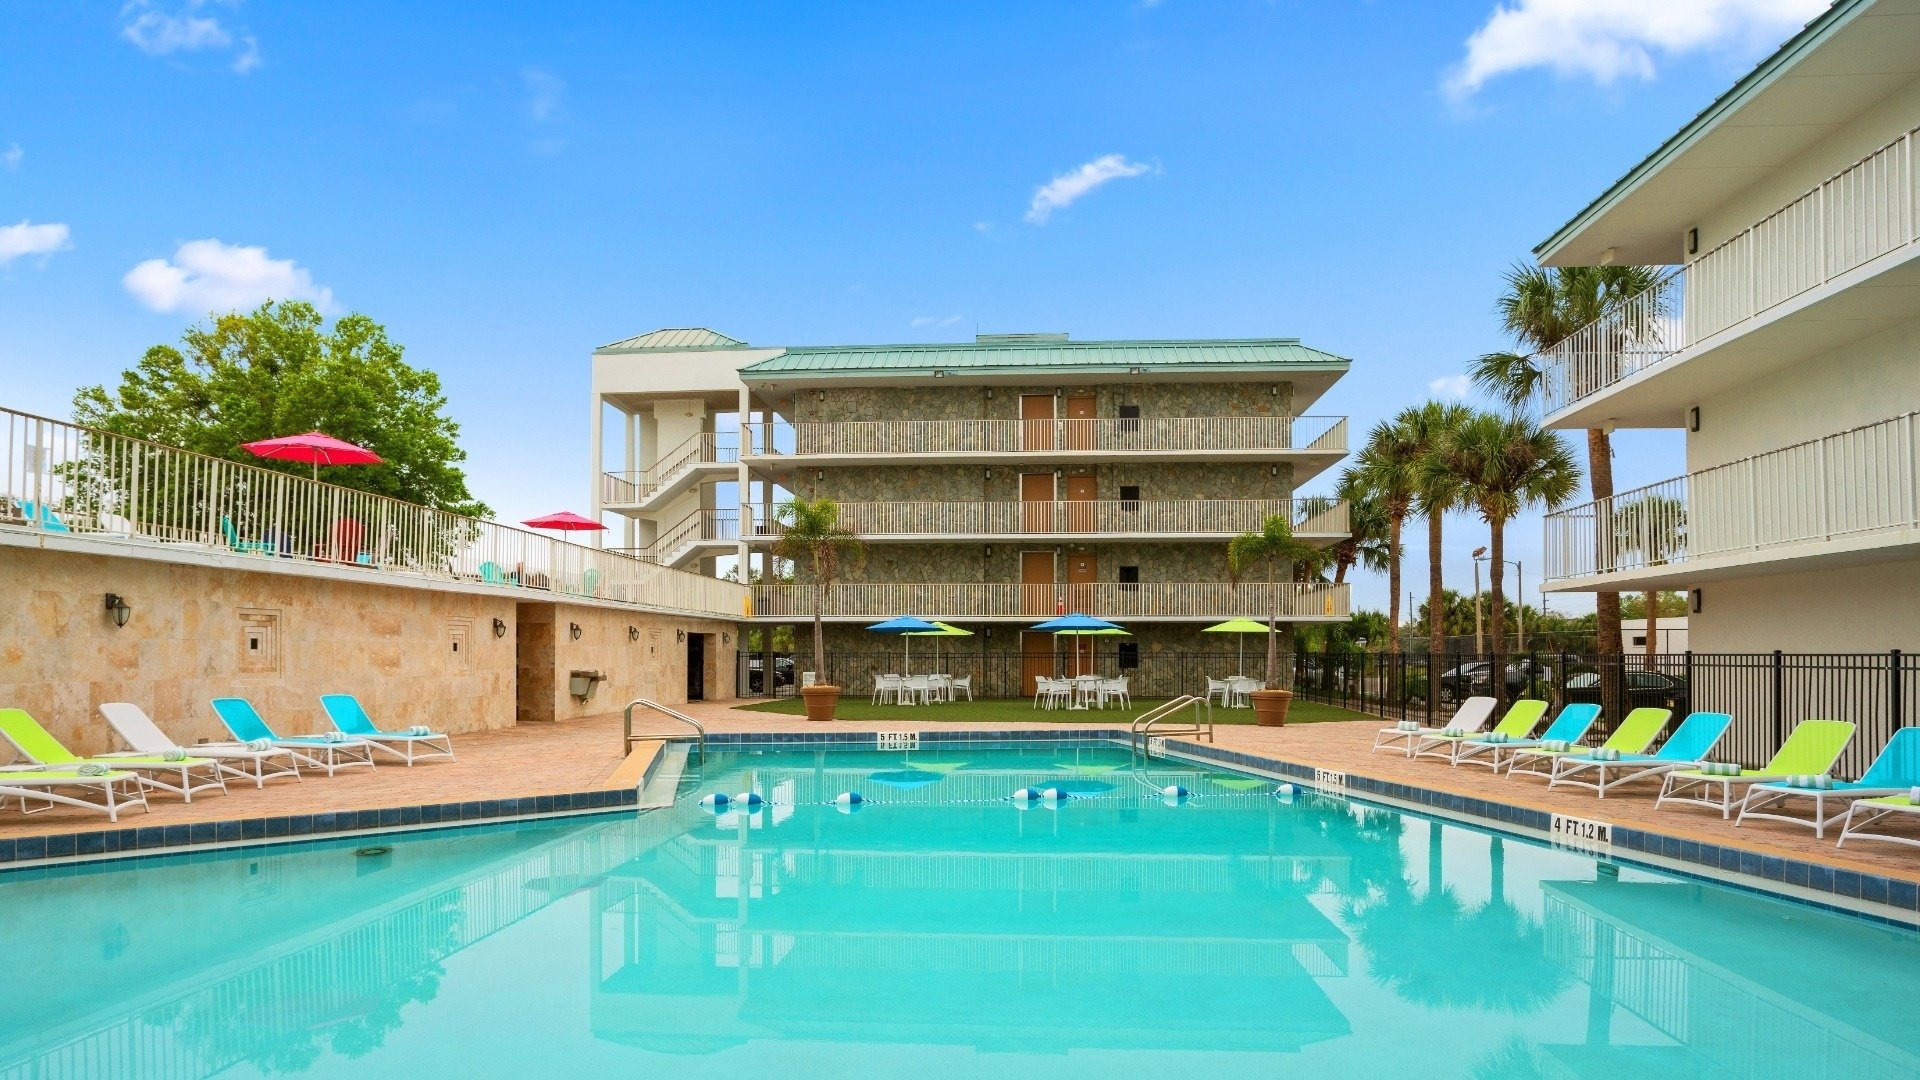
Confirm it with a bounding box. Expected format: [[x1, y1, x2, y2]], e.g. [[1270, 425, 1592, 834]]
[[1471, 549, 1485, 655]]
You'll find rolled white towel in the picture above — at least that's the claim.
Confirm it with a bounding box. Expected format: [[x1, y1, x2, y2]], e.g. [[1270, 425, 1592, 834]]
[[1909, 785, 1920, 804], [1590, 747, 1622, 762], [1787, 773, 1833, 790], [75, 762, 110, 776], [1484, 732, 1510, 745], [1441, 727, 1465, 738], [1700, 761, 1742, 776], [245, 738, 273, 752], [323, 731, 348, 743], [408, 725, 434, 737], [1395, 720, 1420, 733], [161, 748, 188, 762], [1540, 740, 1570, 753]]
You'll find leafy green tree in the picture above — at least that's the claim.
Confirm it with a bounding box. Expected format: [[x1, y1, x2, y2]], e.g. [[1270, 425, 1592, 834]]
[[771, 496, 865, 683], [1228, 514, 1324, 689], [1424, 412, 1580, 706], [1401, 401, 1472, 662], [73, 301, 487, 517], [1613, 492, 1686, 661], [1471, 263, 1664, 678], [1331, 471, 1392, 586], [1349, 415, 1424, 653]]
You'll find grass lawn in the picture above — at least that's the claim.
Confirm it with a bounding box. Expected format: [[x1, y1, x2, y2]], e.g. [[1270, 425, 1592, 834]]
[[733, 695, 1377, 725]]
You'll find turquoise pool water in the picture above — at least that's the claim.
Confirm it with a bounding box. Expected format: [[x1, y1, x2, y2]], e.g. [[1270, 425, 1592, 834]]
[[2, 742, 1917, 1079]]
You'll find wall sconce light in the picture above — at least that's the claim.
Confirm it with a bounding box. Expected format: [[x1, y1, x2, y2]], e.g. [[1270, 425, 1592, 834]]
[[722, 631, 730, 646], [815, 469, 825, 481], [1053, 469, 1063, 479], [1688, 406, 1701, 433], [492, 617, 508, 638], [1053, 387, 1063, 397], [1690, 588, 1703, 614], [1686, 227, 1699, 256], [984, 545, 994, 557], [814, 389, 825, 401], [569, 622, 582, 641], [984, 468, 992, 480], [103, 593, 131, 628], [628, 625, 640, 641], [985, 388, 994, 399], [1270, 465, 1279, 477], [677, 628, 687, 643], [1270, 385, 1280, 396]]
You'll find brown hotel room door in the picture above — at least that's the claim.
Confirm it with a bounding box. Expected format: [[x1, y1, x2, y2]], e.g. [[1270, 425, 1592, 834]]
[[1020, 472, 1054, 533], [1063, 474, 1096, 532], [1063, 394, 1096, 450], [1064, 551, 1097, 619], [1020, 633, 1057, 696], [1020, 550, 1055, 616], [1020, 394, 1054, 451]]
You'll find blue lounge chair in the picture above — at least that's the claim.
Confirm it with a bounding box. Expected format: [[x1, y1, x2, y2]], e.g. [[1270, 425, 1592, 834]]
[[1452, 703, 1600, 772], [18, 500, 70, 533], [210, 697, 377, 777], [1549, 711, 1734, 798], [219, 516, 275, 556], [318, 694, 454, 766], [1738, 727, 1920, 838]]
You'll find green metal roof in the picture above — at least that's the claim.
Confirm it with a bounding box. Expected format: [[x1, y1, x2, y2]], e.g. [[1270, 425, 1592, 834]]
[[739, 337, 1350, 379], [596, 328, 747, 352], [1533, 0, 1860, 260]]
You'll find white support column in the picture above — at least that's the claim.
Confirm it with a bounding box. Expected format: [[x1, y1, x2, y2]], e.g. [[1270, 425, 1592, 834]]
[[588, 392, 605, 549], [736, 385, 754, 583]]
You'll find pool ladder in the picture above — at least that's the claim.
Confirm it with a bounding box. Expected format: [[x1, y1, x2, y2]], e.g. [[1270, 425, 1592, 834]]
[[623, 699, 706, 763], [1130, 695, 1212, 757]]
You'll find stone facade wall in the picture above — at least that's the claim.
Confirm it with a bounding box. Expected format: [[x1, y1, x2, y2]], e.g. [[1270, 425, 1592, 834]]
[[0, 545, 740, 756], [788, 381, 1296, 425], [527, 602, 736, 721], [798, 462, 1294, 506]]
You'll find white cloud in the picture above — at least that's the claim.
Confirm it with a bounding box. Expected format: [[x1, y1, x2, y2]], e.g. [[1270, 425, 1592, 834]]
[[123, 239, 334, 314], [523, 67, 565, 123], [910, 315, 964, 329], [1446, 0, 1827, 98], [1429, 374, 1474, 399], [0, 221, 71, 265], [1025, 154, 1153, 224], [120, 2, 262, 74], [231, 34, 261, 74], [1, 144, 21, 171]]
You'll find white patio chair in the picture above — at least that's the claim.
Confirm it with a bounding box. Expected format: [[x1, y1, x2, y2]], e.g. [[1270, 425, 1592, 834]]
[[1228, 676, 1260, 708], [1033, 677, 1071, 710], [1100, 676, 1130, 709], [903, 675, 933, 705], [1204, 677, 1232, 707], [873, 674, 904, 705], [950, 675, 973, 701], [927, 674, 954, 703]]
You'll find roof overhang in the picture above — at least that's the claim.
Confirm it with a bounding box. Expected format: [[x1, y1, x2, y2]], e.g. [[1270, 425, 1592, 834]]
[[1535, 0, 1920, 267]]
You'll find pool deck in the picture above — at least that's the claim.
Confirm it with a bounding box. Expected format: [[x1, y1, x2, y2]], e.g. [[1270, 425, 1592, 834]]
[[3, 702, 1918, 918]]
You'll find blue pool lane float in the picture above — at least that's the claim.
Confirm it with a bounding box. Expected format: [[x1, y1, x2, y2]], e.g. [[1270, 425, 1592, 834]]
[[1274, 782, 1298, 803], [1160, 785, 1190, 799], [1041, 787, 1071, 803], [833, 791, 865, 814], [698, 793, 730, 811], [1010, 787, 1044, 804], [734, 791, 765, 809]]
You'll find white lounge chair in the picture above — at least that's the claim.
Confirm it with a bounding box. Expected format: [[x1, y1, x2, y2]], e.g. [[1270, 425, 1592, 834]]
[[319, 695, 454, 766], [0, 707, 226, 803], [100, 702, 303, 788], [1372, 696, 1496, 757], [0, 765, 149, 822], [1656, 720, 1855, 819]]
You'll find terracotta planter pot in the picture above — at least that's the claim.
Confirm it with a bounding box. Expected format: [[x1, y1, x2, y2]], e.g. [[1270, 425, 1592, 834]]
[[1250, 688, 1293, 727], [799, 684, 841, 723]]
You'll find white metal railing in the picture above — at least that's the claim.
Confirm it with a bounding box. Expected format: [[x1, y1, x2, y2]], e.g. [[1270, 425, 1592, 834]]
[[1538, 124, 1920, 416], [601, 430, 739, 506], [0, 406, 747, 618], [748, 582, 1349, 620], [620, 508, 742, 566], [1544, 412, 1920, 580], [776, 498, 1347, 538], [739, 415, 1347, 458]]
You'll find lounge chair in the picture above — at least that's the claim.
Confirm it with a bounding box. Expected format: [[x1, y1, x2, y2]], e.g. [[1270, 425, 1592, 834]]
[[1452, 703, 1600, 772], [98, 702, 303, 789], [1372, 696, 1496, 757], [0, 707, 227, 802], [1549, 711, 1733, 798], [1655, 720, 1856, 819], [0, 765, 148, 821], [1411, 699, 1548, 762], [1505, 707, 1672, 782], [18, 500, 71, 533], [218, 515, 275, 556], [1737, 727, 1920, 838], [1837, 790, 1920, 850], [210, 698, 377, 776], [318, 694, 454, 766]]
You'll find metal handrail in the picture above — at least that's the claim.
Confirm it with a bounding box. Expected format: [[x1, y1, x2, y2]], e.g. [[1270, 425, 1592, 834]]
[[1130, 694, 1211, 756], [623, 698, 706, 762]]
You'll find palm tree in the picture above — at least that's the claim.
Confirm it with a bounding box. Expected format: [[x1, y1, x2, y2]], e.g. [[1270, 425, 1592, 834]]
[[1472, 263, 1664, 677], [1400, 401, 1472, 661], [771, 496, 865, 684], [1613, 492, 1686, 662], [1425, 412, 1580, 707], [1350, 416, 1423, 653], [1227, 514, 1323, 689], [1329, 475, 1391, 586]]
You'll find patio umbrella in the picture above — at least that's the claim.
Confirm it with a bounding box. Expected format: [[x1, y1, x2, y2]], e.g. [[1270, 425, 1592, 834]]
[[241, 432, 383, 481], [905, 620, 973, 667], [1030, 613, 1125, 678], [1203, 617, 1268, 676], [522, 510, 607, 532], [867, 615, 942, 671]]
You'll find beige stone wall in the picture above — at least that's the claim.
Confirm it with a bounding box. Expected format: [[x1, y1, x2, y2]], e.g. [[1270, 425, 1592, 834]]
[[801, 461, 1293, 504], [0, 545, 741, 756], [790, 381, 1296, 425], [841, 542, 1235, 586]]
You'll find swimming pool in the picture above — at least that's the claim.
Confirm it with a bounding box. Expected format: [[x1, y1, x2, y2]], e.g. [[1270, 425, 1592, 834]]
[[2, 740, 1917, 1078]]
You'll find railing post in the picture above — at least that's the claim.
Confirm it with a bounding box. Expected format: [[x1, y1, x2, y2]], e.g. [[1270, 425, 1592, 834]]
[[1772, 649, 1786, 754], [1892, 649, 1904, 732]]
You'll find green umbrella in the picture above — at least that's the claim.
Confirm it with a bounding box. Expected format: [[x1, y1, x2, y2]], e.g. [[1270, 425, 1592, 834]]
[[1053, 625, 1129, 677], [904, 620, 973, 667], [1202, 617, 1267, 676]]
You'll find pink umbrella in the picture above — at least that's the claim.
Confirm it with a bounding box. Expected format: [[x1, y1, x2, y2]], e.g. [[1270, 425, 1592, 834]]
[[241, 432, 383, 481], [522, 511, 607, 532]]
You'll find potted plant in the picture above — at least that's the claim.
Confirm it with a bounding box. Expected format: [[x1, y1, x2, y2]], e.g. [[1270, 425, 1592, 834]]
[[1228, 514, 1325, 726], [772, 496, 865, 721]]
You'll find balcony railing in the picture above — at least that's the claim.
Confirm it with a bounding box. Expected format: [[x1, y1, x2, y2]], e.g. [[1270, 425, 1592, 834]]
[[1544, 411, 1920, 581], [1538, 124, 1920, 417], [739, 416, 1346, 458], [749, 582, 1349, 620], [758, 498, 1347, 539], [0, 406, 747, 619], [601, 431, 739, 506]]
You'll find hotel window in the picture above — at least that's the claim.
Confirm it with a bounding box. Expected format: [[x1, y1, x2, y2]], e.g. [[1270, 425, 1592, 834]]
[[1118, 404, 1141, 434], [1120, 485, 1140, 512], [1118, 642, 1140, 669], [1119, 565, 1139, 592]]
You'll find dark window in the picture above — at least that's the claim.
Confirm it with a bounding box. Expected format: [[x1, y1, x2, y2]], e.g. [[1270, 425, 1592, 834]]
[[1118, 404, 1141, 434], [1119, 565, 1139, 591], [1120, 485, 1140, 511], [1118, 642, 1140, 669]]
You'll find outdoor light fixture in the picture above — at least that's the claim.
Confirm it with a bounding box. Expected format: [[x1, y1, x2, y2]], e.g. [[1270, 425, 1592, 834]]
[[722, 631, 730, 646], [1688, 406, 1701, 432], [492, 617, 507, 638], [628, 625, 640, 641], [815, 470, 824, 481], [984, 545, 994, 557], [1686, 227, 1699, 255], [569, 622, 582, 640], [1691, 588, 1704, 614], [103, 593, 131, 628], [677, 629, 687, 643]]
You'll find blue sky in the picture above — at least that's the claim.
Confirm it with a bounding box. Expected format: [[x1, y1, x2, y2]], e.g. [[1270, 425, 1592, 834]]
[[0, 0, 1828, 616]]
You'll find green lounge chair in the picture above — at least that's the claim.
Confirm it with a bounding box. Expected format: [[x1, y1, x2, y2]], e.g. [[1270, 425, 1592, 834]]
[[1372, 696, 1496, 757], [319, 694, 454, 766], [1452, 702, 1599, 771], [0, 765, 148, 821], [1506, 707, 1672, 783], [1411, 699, 1548, 763], [219, 515, 275, 556], [1739, 727, 1920, 838], [1656, 720, 1856, 819], [210, 698, 377, 776], [1549, 711, 1733, 798], [0, 707, 227, 802]]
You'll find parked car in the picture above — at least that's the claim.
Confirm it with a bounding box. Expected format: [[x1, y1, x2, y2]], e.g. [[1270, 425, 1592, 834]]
[[1440, 659, 1554, 701], [1562, 670, 1691, 715], [747, 657, 795, 693]]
